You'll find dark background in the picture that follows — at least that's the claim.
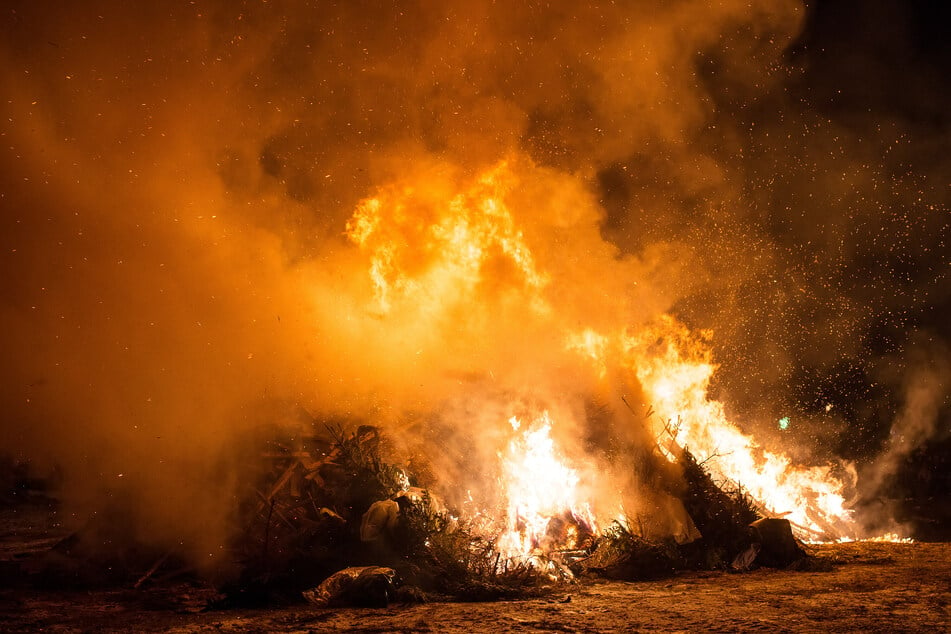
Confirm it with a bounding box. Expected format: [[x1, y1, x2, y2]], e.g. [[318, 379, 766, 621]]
[[757, 0, 949, 537]]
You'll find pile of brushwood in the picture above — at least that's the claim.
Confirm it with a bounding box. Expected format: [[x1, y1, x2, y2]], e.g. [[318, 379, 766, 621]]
[[218, 423, 555, 606], [571, 447, 783, 581], [218, 421, 814, 606]]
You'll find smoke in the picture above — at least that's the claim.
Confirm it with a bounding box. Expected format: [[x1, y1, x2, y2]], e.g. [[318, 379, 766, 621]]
[[0, 0, 947, 565], [857, 336, 951, 533]]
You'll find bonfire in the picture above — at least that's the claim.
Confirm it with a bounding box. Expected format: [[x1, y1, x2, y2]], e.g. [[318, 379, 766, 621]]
[[3, 4, 939, 626], [201, 160, 879, 605]]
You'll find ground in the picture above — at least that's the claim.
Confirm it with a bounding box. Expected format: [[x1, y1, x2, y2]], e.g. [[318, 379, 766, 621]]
[[2, 502, 949, 632], [0, 542, 947, 632]]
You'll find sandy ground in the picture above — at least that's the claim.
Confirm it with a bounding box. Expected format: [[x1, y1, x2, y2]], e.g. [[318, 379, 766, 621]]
[[0, 540, 946, 633]]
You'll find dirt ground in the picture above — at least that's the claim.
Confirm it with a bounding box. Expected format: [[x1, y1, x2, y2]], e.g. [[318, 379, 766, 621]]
[[1, 502, 948, 632], [0, 541, 945, 632]]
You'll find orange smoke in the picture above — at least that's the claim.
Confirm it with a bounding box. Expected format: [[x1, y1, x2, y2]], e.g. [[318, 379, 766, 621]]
[[2, 0, 936, 568]]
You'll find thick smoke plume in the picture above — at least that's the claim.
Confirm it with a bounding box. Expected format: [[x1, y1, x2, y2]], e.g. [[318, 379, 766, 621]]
[[1, 0, 947, 566]]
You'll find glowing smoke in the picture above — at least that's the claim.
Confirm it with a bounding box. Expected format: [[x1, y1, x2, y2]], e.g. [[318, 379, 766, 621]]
[[0, 0, 947, 564]]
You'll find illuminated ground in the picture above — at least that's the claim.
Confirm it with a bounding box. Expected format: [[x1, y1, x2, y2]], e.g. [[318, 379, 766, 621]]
[[2, 541, 948, 633]]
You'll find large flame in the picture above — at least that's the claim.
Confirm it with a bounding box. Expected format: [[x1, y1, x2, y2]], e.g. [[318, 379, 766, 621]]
[[623, 316, 856, 539], [345, 161, 548, 316], [3, 1, 934, 573], [497, 412, 597, 557], [346, 157, 868, 551]]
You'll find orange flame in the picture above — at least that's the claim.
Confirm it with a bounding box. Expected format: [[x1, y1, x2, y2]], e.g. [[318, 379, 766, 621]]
[[346, 158, 879, 547], [345, 161, 547, 315], [497, 412, 597, 557], [622, 316, 856, 539]]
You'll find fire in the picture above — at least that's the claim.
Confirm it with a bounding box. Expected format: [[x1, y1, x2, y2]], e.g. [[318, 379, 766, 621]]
[[497, 413, 597, 558], [346, 157, 880, 550], [622, 316, 856, 540], [818, 533, 914, 544], [345, 161, 548, 315]]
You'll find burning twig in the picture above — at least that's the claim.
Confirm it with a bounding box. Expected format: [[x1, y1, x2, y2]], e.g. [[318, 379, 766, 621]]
[[620, 395, 638, 417], [698, 449, 733, 466]]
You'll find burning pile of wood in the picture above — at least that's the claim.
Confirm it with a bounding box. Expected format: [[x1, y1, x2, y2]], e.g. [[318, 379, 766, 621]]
[[219, 422, 556, 606], [5, 415, 822, 607], [214, 418, 817, 606]]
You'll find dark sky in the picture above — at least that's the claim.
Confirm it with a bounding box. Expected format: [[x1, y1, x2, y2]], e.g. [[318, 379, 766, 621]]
[[742, 0, 950, 534]]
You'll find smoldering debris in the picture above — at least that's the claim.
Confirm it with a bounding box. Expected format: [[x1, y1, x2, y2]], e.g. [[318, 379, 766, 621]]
[[302, 566, 404, 608]]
